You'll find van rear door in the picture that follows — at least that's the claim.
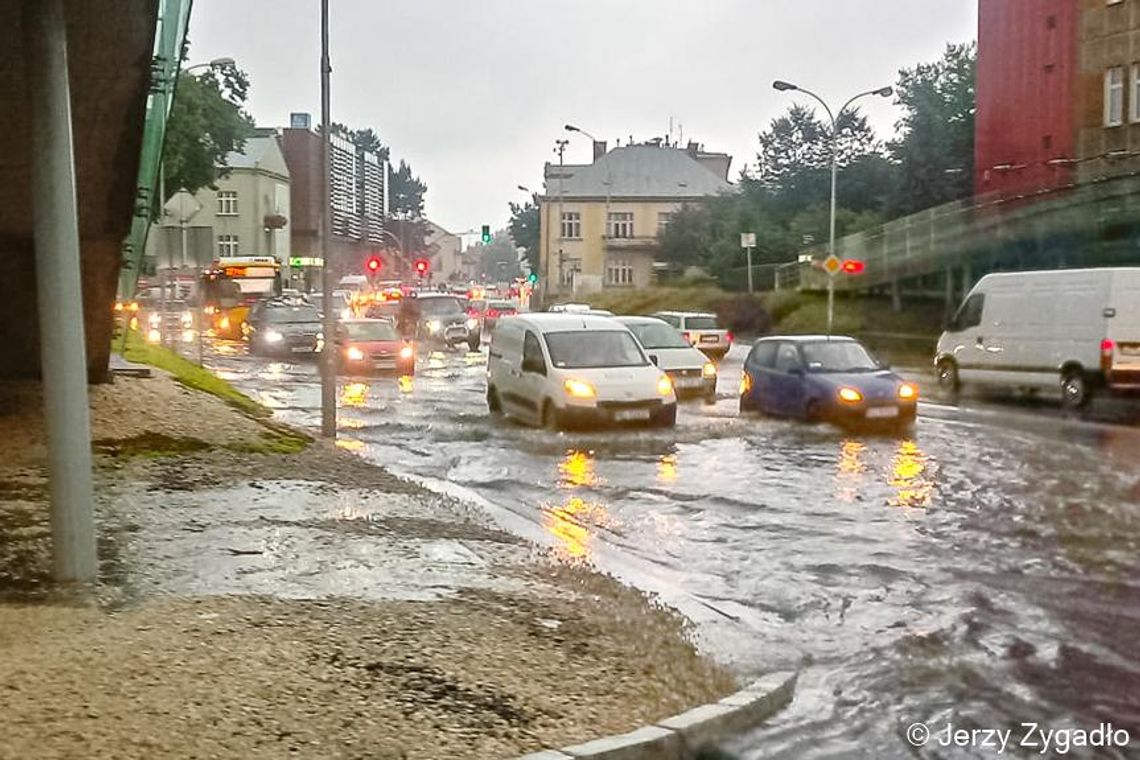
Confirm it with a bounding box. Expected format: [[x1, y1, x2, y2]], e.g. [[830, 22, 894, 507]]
[[1107, 270, 1140, 386]]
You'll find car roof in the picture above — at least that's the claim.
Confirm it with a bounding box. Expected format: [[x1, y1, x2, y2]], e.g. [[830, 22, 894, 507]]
[[514, 313, 628, 332], [653, 310, 717, 318], [616, 316, 669, 325], [414, 292, 460, 298], [341, 318, 391, 324], [753, 334, 858, 344]]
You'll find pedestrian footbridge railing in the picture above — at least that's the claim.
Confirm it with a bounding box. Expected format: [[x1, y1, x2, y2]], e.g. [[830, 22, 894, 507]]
[[119, 0, 193, 299], [775, 172, 1140, 292]]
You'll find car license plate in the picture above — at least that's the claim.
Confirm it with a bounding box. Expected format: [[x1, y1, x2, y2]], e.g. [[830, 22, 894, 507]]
[[1121, 343, 1140, 356], [374, 361, 396, 370], [699, 335, 719, 344], [290, 346, 310, 353], [674, 377, 703, 388], [866, 406, 899, 419], [614, 408, 651, 422]]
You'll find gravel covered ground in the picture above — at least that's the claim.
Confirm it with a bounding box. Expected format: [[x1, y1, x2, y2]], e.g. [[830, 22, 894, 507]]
[[0, 373, 737, 759]]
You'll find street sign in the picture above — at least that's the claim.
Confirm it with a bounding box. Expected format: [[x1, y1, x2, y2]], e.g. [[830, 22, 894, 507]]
[[823, 254, 842, 275], [288, 257, 324, 267], [740, 232, 756, 248]]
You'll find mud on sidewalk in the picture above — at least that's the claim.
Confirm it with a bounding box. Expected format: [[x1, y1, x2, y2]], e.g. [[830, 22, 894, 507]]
[[0, 374, 736, 759]]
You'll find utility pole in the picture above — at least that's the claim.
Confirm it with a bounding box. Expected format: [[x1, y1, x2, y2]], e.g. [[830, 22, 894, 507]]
[[319, 0, 336, 438], [24, 0, 97, 583], [554, 139, 568, 295], [740, 232, 756, 293]]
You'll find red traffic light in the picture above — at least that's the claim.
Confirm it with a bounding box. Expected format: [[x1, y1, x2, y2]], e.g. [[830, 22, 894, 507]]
[[841, 259, 865, 274], [413, 258, 430, 275], [365, 256, 382, 273]]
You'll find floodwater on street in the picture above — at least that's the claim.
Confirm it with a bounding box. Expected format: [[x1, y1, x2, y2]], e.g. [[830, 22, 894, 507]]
[[205, 338, 1140, 759]]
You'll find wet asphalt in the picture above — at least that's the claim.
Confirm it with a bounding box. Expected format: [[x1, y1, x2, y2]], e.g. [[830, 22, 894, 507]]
[[200, 337, 1140, 759]]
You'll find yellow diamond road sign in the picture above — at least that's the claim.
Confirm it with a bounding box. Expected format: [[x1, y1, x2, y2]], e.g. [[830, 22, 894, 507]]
[[823, 254, 842, 275]]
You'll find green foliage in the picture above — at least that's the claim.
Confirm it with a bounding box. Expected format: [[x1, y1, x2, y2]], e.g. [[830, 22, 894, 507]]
[[472, 230, 522, 280], [162, 65, 256, 203], [889, 42, 976, 215], [119, 331, 269, 419], [508, 195, 541, 272], [389, 159, 427, 218]]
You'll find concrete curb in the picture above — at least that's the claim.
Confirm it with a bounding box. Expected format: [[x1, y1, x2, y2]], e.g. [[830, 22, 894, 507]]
[[517, 670, 797, 760]]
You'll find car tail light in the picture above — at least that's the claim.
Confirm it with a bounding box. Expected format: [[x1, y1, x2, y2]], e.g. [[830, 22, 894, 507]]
[[487, 309, 500, 318], [682, 331, 692, 344], [726, 332, 734, 343], [1101, 338, 1115, 371]]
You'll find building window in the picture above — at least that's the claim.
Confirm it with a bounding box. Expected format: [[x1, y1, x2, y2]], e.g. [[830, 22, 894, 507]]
[[217, 191, 238, 216], [217, 234, 239, 257], [1131, 64, 1140, 122], [656, 212, 673, 236], [560, 211, 581, 239], [607, 211, 634, 238], [1106, 66, 1125, 126], [606, 258, 634, 286]]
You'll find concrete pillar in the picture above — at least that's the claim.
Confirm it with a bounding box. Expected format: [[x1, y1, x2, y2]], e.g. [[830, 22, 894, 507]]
[[24, 0, 98, 582], [942, 266, 956, 326], [890, 277, 902, 313]]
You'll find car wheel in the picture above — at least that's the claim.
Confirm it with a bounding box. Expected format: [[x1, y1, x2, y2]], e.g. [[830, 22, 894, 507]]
[[937, 359, 960, 392], [1061, 370, 1092, 410], [805, 400, 824, 423]]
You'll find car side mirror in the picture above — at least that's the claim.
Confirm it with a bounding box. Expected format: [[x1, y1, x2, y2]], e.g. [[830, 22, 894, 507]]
[[649, 354, 659, 366], [789, 367, 805, 377]]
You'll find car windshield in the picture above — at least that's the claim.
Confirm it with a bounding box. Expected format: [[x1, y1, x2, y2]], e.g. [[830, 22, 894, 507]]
[[364, 302, 400, 320], [418, 297, 463, 316], [344, 321, 398, 341], [801, 341, 879, 372], [545, 330, 648, 369], [488, 302, 516, 312], [266, 305, 320, 324], [628, 323, 691, 349], [686, 316, 719, 330]]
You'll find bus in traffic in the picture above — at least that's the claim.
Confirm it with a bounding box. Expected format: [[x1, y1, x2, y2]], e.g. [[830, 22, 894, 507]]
[[200, 256, 282, 339]]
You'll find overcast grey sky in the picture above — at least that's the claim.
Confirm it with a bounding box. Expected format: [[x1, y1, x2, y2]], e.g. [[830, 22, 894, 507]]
[[188, 1, 976, 235]]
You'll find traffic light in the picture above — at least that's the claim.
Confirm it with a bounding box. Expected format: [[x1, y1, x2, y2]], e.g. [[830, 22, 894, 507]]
[[527, 272, 538, 284], [481, 224, 492, 244], [841, 259, 865, 275], [365, 255, 382, 274], [414, 258, 430, 276]]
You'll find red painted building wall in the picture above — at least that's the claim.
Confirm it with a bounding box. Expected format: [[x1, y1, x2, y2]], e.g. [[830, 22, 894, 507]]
[[975, 0, 1079, 197]]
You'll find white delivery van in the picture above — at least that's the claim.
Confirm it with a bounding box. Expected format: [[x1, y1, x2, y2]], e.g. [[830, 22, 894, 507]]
[[487, 313, 677, 429], [935, 267, 1140, 408]]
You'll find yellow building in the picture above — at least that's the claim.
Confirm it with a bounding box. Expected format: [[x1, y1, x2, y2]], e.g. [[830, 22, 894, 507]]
[[539, 141, 732, 297]]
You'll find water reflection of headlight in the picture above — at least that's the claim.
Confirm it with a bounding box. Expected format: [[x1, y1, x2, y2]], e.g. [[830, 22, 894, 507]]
[[340, 381, 369, 407], [889, 439, 933, 508], [559, 450, 598, 487]]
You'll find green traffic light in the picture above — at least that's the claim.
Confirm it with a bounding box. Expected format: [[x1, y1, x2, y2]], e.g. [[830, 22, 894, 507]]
[[481, 224, 491, 244], [527, 273, 538, 284]]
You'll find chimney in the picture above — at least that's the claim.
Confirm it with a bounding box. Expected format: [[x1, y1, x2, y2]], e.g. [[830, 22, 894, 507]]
[[593, 140, 607, 161]]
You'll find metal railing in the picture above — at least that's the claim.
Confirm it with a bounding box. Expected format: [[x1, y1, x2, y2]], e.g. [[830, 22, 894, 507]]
[[776, 172, 1140, 291], [118, 0, 194, 298]]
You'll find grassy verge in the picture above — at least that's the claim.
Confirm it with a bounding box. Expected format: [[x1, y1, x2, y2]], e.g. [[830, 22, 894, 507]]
[[117, 330, 269, 419]]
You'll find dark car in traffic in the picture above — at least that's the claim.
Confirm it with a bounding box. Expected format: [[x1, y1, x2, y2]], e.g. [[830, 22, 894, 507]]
[[242, 299, 323, 356], [336, 318, 415, 375], [414, 293, 481, 351], [739, 336, 918, 429]]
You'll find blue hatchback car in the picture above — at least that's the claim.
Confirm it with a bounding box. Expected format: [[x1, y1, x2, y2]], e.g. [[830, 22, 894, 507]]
[[738, 336, 918, 429]]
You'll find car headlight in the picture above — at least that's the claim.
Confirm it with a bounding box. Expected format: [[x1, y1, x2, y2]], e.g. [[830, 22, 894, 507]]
[[146, 328, 161, 344], [148, 313, 161, 327], [838, 387, 863, 403], [702, 362, 717, 378], [466, 318, 478, 330], [399, 345, 414, 360], [563, 378, 597, 399], [427, 320, 441, 334], [739, 372, 752, 395], [340, 308, 352, 321], [219, 315, 231, 330], [346, 346, 365, 361], [181, 311, 193, 328], [657, 374, 675, 397], [898, 382, 918, 400], [264, 329, 284, 343]]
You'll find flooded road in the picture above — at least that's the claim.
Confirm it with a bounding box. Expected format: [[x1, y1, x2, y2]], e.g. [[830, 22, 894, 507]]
[[206, 339, 1140, 758]]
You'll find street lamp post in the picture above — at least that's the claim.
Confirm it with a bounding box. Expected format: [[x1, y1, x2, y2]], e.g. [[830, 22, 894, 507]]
[[553, 139, 568, 296], [565, 124, 611, 287], [772, 80, 892, 334], [319, 0, 336, 438]]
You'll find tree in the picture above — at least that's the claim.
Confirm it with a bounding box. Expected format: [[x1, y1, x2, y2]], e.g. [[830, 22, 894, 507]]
[[349, 127, 389, 161], [162, 64, 256, 203], [472, 230, 521, 281], [889, 42, 976, 215], [508, 195, 540, 273], [389, 159, 427, 218]]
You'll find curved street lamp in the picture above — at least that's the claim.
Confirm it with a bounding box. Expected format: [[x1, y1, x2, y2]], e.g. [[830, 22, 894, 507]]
[[772, 80, 893, 333]]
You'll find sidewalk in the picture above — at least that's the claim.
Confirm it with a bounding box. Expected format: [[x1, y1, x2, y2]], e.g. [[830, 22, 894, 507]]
[[0, 370, 736, 760]]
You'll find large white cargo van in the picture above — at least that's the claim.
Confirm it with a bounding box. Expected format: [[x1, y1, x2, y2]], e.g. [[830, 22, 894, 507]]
[[934, 268, 1140, 408]]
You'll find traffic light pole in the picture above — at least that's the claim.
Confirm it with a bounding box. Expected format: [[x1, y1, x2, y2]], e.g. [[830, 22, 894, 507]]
[[318, 0, 336, 438]]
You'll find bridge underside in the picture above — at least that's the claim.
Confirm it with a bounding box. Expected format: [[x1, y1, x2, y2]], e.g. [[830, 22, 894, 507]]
[[0, 0, 155, 381]]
